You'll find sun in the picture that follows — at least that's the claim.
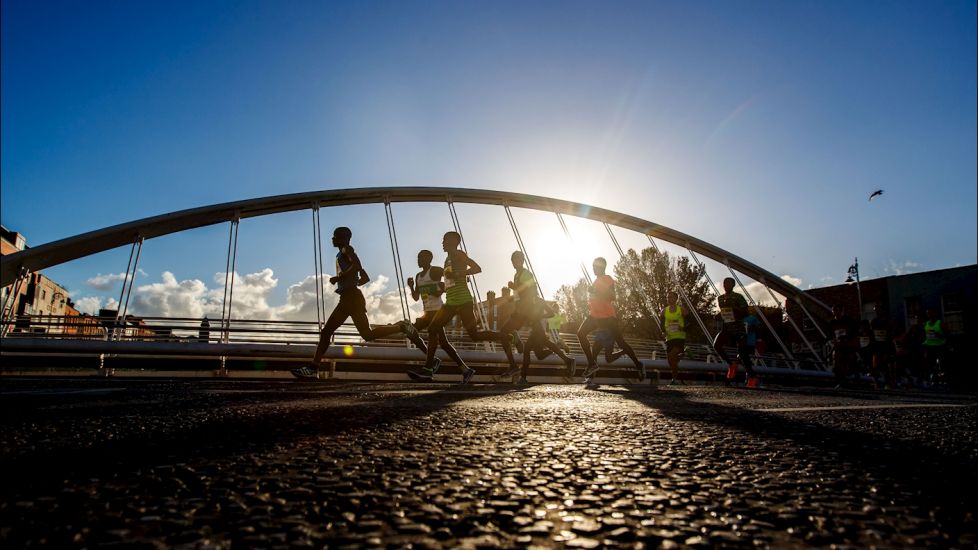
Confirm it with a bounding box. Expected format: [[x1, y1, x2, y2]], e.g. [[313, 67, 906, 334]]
[[519, 216, 608, 299]]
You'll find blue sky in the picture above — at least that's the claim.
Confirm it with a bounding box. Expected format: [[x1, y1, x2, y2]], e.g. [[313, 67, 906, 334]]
[[2, 1, 976, 319]]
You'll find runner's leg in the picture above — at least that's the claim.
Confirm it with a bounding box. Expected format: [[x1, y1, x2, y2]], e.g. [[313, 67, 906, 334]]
[[313, 300, 353, 365], [609, 319, 642, 368], [463, 306, 516, 368], [522, 322, 546, 379], [736, 336, 755, 376], [713, 329, 733, 364], [426, 307, 464, 367], [577, 317, 600, 367]]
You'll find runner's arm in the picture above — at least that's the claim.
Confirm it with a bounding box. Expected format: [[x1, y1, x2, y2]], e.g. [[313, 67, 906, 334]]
[[430, 267, 445, 296], [409, 272, 421, 302], [462, 253, 482, 276], [330, 246, 364, 284]]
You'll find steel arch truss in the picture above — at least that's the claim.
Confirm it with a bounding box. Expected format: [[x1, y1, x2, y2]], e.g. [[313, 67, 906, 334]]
[[1, 186, 831, 378]]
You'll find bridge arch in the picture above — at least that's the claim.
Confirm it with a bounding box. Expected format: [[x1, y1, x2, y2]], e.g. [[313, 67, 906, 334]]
[[1, 187, 832, 380], [0, 186, 825, 311]]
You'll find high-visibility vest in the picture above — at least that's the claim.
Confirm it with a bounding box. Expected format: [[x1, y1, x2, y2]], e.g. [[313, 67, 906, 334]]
[[923, 319, 946, 346], [663, 305, 686, 340]]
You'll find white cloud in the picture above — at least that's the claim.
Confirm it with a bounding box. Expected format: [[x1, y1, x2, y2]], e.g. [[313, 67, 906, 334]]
[[127, 271, 217, 318], [114, 268, 417, 326], [883, 259, 921, 276], [741, 274, 802, 307], [85, 272, 131, 291], [73, 296, 103, 315], [72, 296, 119, 315], [780, 275, 802, 287]]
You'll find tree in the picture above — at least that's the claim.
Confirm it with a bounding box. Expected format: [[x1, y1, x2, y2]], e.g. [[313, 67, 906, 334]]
[[613, 247, 715, 342], [554, 279, 590, 329], [553, 246, 716, 343]]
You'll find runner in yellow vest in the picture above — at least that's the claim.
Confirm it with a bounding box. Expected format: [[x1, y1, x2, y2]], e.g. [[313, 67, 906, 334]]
[[922, 308, 947, 385], [661, 291, 686, 385]]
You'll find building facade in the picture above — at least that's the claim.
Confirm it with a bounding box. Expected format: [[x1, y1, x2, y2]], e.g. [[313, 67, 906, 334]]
[[2, 225, 75, 334], [785, 265, 977, 345]]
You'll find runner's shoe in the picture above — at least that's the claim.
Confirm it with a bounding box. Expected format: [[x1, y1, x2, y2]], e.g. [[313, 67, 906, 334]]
[[564, 357, 577, 376], [517, 377, 529, 385], [635, 362, 647, 382], [398, 319, 418, 338], [499, 365, 521, 380], [398, 320, 426, 349], [407, 370, 433, 382], [668, 379, 679, 386], [291, 366, 318, 379], [461, 367, 476, 385], [582, 363, 599, 380], [429, 357, 441, 375]]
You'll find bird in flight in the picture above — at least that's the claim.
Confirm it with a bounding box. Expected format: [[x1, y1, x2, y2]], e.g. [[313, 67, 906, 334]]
[[868, 189, 884, 201]]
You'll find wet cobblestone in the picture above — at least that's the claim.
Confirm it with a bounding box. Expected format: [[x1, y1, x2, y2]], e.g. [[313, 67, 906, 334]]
[[0, 379, 975, 547]]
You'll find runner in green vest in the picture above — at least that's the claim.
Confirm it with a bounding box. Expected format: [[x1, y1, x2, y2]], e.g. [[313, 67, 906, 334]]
[[412, 231, 516, 383], [922, 308, 947, 385], [661, 291, 686, 385]]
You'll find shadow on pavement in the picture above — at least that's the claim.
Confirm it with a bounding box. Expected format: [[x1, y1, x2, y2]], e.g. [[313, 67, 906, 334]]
[[599, 385, 977, 539], [0, 379, 516, 494]]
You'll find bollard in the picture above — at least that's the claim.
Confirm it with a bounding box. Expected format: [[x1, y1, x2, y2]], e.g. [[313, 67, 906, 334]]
[[214, 356, 229, 377], [97, 354, 114, 377]]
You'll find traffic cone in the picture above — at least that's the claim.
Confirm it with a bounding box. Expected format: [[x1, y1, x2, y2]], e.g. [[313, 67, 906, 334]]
[[726, 363, 737, 381]]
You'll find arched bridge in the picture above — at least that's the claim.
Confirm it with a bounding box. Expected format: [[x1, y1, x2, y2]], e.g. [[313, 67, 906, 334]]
[[1, 187, 832, 382]]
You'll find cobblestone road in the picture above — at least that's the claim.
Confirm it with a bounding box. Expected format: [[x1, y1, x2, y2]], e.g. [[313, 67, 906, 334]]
[[1, 378, 975, 548]]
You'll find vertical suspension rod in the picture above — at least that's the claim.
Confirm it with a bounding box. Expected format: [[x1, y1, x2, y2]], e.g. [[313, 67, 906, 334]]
[[762, 282, 827, 370], [684, 246, 728, 362], [795, 297, 829, 341], [220, 220, 235, 330], [314, 206, 327, 328], [726, 264, 799, 369], [646, 235, 718, 350], [311, 205, 323, 331], [686, 248, 723, 299], [112, 238, 139, 339], [605, 223, 665, 333], [116, 237, 143, 340], [504, 205, 545, 299], [384, 199, 410, 321], [0, 267, 29, 337], [447, 199, 490, 329], [555, 212, 593, 285], [221, 218, 240, 344]]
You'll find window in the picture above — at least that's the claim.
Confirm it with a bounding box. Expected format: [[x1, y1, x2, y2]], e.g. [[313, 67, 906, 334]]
[[905, 296, 921, 327], [942, 293, 966, 335], [863, 302, 877, 321]]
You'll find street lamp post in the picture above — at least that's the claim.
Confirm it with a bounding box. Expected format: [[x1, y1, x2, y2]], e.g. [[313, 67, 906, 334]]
[[845, 257, 863, 320]]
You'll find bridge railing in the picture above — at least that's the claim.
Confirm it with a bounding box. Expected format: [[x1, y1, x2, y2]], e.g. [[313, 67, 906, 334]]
[[1, 314, 828, 374]]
